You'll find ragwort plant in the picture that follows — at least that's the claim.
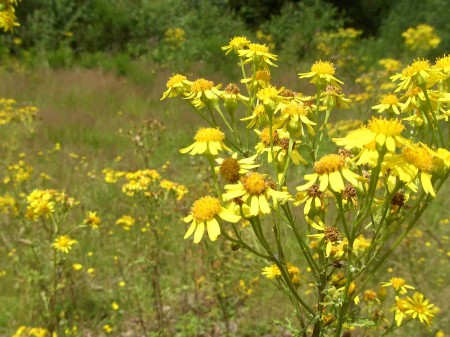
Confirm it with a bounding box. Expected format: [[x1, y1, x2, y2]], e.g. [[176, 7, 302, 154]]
[[162, 37, 449, 336]]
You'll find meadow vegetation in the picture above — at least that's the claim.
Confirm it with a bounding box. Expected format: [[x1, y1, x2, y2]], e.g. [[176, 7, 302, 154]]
[[0, 1, 449, 337]]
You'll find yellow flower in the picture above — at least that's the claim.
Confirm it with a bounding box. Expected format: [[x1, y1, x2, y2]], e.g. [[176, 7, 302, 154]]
[[405, 292, 439, 325], [390, 296, 409, 326], [115, 215, 135, 230], [241, 104, 268, 128], [294, 184, 325, 215], [434, 54, 450, 78], [333, 117, 406, 153], [299, 60, 343, 88], [306, 217, 342, 257], [222, 36, 251, 55], [223, 172, 290, 216], [52, 235, 77, 254], [297, 154, 361, 193], [273, 101, 316, 137], [261, 264, 281, 279], [103, 324, 113, 334], [391, 59, 445, 91], [184, 78, 222, 108], [84, 211, 101, 229], [385, 143, 436, 196], [256, 86, 288, 112], [215, 153, 259, 183], [161, 74, 192, 100], [402, 24, 441, 52], [184, 196, 240, 243], [381, 277, 415, 294], [238, 43, 278, 67], [180, 127, 231, 156], [372, 93, 402, 115], [72, 263, 83, 271]]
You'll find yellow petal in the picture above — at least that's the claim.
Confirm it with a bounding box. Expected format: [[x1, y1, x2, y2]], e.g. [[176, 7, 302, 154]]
[[206, 218, 221, 241], [193, 222, 205, 243], [259, 195, 271, 214], [184, 221, 197, 239], [319, 173, 329, 191], [329, 171, 344, 192], [219, 208, 241, 223], [250, 195, 259, 216], [420, 172, 435, 197]]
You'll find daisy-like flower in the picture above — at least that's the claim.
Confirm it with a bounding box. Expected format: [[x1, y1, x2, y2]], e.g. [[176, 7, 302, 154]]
[[222, 36, 251, 55], [84, 211, 101, 229], [434, 54, 450, 78], [256, 86, 289, 112], [215, 153, 259, 183], [241, 69, 272, 89], [184, 196, 240, 243], [390, 296, 409, 326], [372, 93, 402, 115], [180, 128, 230, 156], [306, 217, 342, 257], [255, 128, 305, 165], [391, 59, 445, 91], [161, 74, 192, 100], [296, 154, 361, 193], [52, 235, 77, 254], [241, 104, 268, 128], [405, 292, 439, 325], [184, 78, 222, 108], [333, 117, 406, 153], [381, 277, 415, 294], [223, 172, 290, 216], [238, 43, 278, 67], [273, 101, 316, 137], [294, 184, 325, 215], [386, 143, 436, 196], [299, 60, 343, 89], [261, 264, 281, 279]]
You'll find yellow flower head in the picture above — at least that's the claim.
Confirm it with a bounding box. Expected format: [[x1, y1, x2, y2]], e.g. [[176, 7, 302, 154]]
[[299, 60, 343, 88], [405, 292, 439, 325], [84, 211, 101, 229], [381, 277, 415, 294], [241, 104, 268, 128], [223, 172, 290, 217], [222, 36, 251, 55], [184, 78, 222, 108], [215, 153, 259, 183], [52, 235, 77, 254], [161, 74, 192, 100], [180, 127, 231, 156], [261, 264, 281, 279], [297, 154, 361, 193], [184, 196, 240, 243], [372, 93, 401, 115], [238, 43, 278, 67], [334, 117, 405, 153], [391, 59, 445, 91]]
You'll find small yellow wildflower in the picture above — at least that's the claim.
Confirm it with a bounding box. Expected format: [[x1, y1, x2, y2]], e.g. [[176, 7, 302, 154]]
[[261, 264, 281, 279], [223, 172, 290, 216], [184, 196, 240, 243], [405, 292, 439, 324], [52, 235, 77, 254], [381, 277, 415, 294], [180, 127, 230, 156], [299, 60, 343, 88], [161, 74, 192, 100]]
